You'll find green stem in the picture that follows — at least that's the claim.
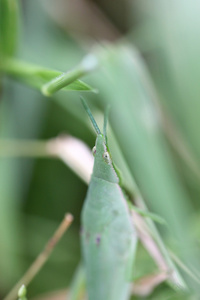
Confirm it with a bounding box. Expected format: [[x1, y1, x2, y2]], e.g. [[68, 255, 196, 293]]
[[42, 68, 86, 96], [0, 56, 97, 93], [0, 140, 52, 157], [0, 58, 46, 76], [41, 53, 99, 96]]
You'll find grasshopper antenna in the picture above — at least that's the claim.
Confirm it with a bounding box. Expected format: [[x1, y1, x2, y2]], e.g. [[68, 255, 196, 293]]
[[81, 97, 101, 135], [103, 105, 111, 138]]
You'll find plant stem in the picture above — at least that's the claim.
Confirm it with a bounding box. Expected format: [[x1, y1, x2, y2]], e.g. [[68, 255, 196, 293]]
[[0, 57, 96, 93], [0, 139, 51, 157], [41, 53, 99, 96], [0, 137, 94, 184]]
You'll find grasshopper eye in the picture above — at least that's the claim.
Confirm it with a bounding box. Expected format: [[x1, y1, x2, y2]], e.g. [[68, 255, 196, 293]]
[[103, 151, 110, 164], [92, 146, 96, 156]]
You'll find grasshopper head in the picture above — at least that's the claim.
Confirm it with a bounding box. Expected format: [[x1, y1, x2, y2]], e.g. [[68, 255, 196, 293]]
[[81, 97, 119, 183], [92, 134, 119, 183]]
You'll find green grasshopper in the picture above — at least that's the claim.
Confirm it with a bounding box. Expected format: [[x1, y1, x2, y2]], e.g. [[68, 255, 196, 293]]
[[80, 98, 138, 300]]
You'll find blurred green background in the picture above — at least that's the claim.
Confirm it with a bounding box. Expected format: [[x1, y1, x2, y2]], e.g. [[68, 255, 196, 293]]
[[1, 0, 200, 299]]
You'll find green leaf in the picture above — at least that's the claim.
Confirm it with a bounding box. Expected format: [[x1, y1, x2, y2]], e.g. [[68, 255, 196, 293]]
[[0, 0, 19, 59]]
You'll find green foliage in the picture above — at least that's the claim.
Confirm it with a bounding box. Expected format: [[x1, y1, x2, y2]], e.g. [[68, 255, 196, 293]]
[[1, 59, 95, 93], [0, 0, 19, 59], [1, 0, 200, 299]]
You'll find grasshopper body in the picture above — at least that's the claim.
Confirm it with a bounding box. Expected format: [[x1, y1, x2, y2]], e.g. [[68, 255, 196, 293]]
[[81, 100, 137, 300]]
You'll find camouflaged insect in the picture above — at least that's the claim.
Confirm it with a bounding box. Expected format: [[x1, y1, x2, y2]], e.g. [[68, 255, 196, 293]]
[[81, 99, 137, 300]]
